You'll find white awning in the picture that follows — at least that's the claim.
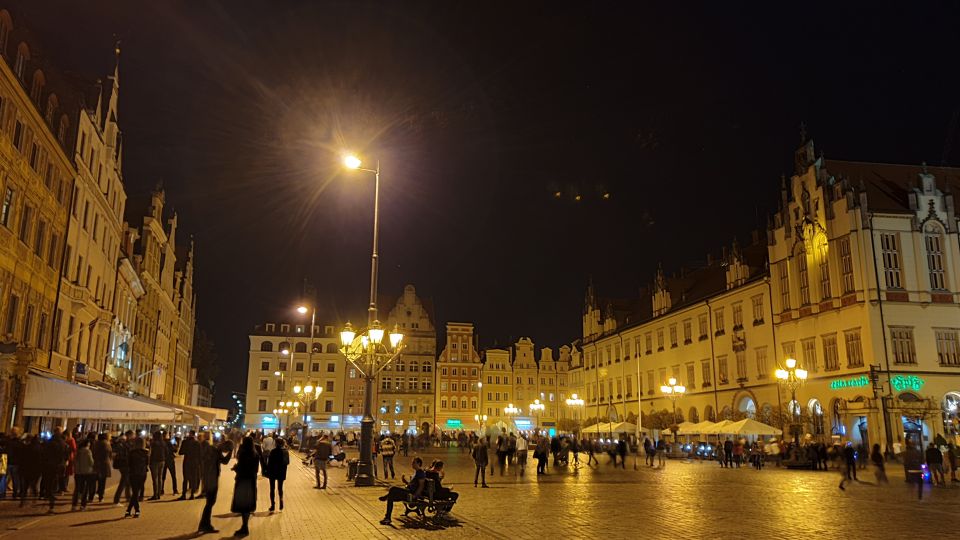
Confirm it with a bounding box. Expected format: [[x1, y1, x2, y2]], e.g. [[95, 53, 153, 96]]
[[23, 374, 178, 422], [179, 405, 229, 425]]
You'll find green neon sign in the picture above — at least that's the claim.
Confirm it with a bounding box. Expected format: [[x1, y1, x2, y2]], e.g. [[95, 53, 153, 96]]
[[830, 375, 869, 390], [445, 419, 462, 428], [891, 375, 925, 393]]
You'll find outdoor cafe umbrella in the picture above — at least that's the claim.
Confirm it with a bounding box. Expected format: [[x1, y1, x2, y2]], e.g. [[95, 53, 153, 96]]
[[726, 418, 782, 436]]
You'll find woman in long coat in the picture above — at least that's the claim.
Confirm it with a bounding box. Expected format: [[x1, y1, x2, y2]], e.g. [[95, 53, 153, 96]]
[[265, 438, 289, 512], [92, 433, 112, 503], [230, 436, 259, 537]]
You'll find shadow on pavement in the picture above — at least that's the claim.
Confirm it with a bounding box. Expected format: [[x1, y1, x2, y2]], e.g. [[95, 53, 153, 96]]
[[69, 516, 127, 527]]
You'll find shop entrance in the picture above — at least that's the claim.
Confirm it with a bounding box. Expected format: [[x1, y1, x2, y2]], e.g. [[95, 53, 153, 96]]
[[902, 416, 924, 448]]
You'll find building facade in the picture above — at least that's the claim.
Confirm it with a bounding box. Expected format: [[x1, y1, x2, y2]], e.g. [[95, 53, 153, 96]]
[[435, 322, 482, 431], [0, 9, 78, 430], [571, 138, 960, 451]]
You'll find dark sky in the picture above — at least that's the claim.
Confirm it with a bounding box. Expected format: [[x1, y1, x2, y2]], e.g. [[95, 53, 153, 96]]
[[13, 1, 960, 407]]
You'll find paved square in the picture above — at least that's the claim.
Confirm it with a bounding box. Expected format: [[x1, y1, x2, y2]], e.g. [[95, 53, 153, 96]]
[[0, 449, 955, 539]]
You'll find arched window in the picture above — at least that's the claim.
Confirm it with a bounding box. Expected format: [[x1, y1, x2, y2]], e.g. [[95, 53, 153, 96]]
[[278, 341, 290, 353], [312, 342, 322, 353], [808, 398, 824, 436], [688, 406, 699, 423], [0, 11, 12, 55], [260, 341, 273, 352], [14, 42, 29, 81], [30, 69, 44, 103], [57, 115, 69, 144], [703, 405, 714, 422], [294, 342, 307, 353], [44, 93, 57, 124], [737, 396, 756, 418], [325, 343, 337, 353], [924, 222, 947, 290]]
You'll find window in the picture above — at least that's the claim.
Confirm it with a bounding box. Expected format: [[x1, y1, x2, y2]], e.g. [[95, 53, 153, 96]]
[[260, 341, 273, 352], [17, 204, 32, 243], [778, 260, 791, 310], [461, 383, 468, 392], [925, 226, 947, 290], [801, 338, 818, 372], [798, 250, 810, 305], [441, 399, 448, 409], [14, 43, 28, 80], [837, 236, 854, 294], [669, 325, 677, 347], [822, 333, 839, 371], [258, 400, 266, 412], [755, 347, 768, 378], [735, 351, 747, 381], [656, 328, 664, 350], [295, 362, 304, 372], [33, 219, 45, 257], [12, 120, 23, 152], [717, 356, 728, 384], [646, 371, 654, 395], [381, 377, 391, 391], [624, 340, 632, 359], [451, 368, 457, 376], [29, 142, 39, 170], [278, 361, 287, 371], [326, 381, 334, 392], [698, 314, 708, 339], [844, 329, 863, 368], [461, 399, 468, 409], [935, 329, 960, 366], [751, 295, 764, 324], [633, 337, 641, 357], [732, 303, 743, 329], [37, 312, 47, 348], [686, 363, 695, 389], [683, 319, 692, 343], [890, 327, 916, 365], [1, 187, 13, 227], [626, 374, 633, 396], [441, 367, 447, 376], [440, 382, 447, 391], [701, 360, 712, 387], [277, 380, 285, 392], [645, 333, 653, 354], [21, 304, 33, 344], [82, 200, 89, 230], [260, 360, 270, 371], [714, 309, 725, 335], [326, 362, 335, 372], [880, 233, 902, 289], [471, 368, 478, 376], [324, 400, 333, 412], [259, 380, 268, 391], [818, 240, 831, 299]]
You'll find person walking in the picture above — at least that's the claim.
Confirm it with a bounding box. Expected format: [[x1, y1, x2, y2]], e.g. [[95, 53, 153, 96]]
[[656, 438, 666, 468], [586, 437, 598, 466], [266, 438, 289, 512], [71, 438, 94, 511], [312, 434, 332, 489], [378, 457, 426, 525], [19, 435, 41, 506], [162, 434, 178, 495], [516, 434, 528, 476], [946, 443, 958, 483], [870, 443, 888, 484], [197, 433, 232, 534], [925, 442, 945, 487], [41, 428, 68, 513], [125, 437, 148, 518], [496, 432, 508, 476], [6, 427, 22, 500], [380, 435, 396, 480], [839, 442, 857, 490], [148, 432, 166, 500], [92, 433, 112, 503], [178, 430, 202, 500], [60, 430, 77, 494], [471, 438, 489, 487], [616, 436, 628, 469], [230, 437, 259, 537], [112, 431, 132, 505], [535, 436, 550, 475]]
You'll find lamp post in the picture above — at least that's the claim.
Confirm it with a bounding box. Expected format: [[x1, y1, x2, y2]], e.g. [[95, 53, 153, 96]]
[[474, 413, 487, 434], [296, 304, 317, 448], [776, 357, 808, 445], [504, 403, 521, 432], [292, 384, 323, 450], [660, 377, 686, 442], [477, 381, 483, 426], [565, 394, 585, 436], [272, 401, 295, 434], [340, 153, 405, 487], [529, 399, 545, 434]]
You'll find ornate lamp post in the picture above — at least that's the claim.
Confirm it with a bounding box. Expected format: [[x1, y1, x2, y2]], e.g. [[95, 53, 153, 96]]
[[504, 403, 521, 432], [776, 357, 808, 445], [272, 401, 296, 434], [565, 394, 585, 435], [474, 413, 488, 434], [660, 377, 686, 442], [529, 399, 545, 434], [292, 384, 322, 449], [339, 153, 405, 487]]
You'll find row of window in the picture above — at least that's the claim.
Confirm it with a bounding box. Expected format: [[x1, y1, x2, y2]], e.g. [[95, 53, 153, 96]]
[[440, 398, 477, 410], [260, 341, 339, 353], [483, 374, 565, 386], [440, 366, 478, 377], [263, 323, 336, 335], [260, 360, 339, 372], [379, 377, 432, 391], [257, 379, 336, 393]]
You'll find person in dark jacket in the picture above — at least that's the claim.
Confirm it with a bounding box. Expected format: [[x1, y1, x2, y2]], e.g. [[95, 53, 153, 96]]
[[197, 433, 232, 534], [112, 431, 133, 504], [19, 435, 41, 507], [472, 438, 489, 487], [41, 428, 68, 513], [162, 434, 178, 495], [265, 438, 289, 512], [125, 437, 148, 518], [871, 443, 888, 484], [178, 430, 202, 500], [148, 432, 167, 500], [92, 433, 112, 503], [839, 442, 857, 490], [230, 437, 259, 537]]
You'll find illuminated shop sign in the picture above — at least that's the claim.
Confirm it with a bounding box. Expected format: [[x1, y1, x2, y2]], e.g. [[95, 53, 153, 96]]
[[891, 375, 925, 393], [829, 375, 870, 390], [446, 419, 462, 427]]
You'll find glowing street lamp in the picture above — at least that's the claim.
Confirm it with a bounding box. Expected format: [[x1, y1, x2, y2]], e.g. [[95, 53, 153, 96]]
[[776, 357, 808, 445], [660, 377, 686, 441], [565, 394, 585, 435], [529, 399, 545, 432]]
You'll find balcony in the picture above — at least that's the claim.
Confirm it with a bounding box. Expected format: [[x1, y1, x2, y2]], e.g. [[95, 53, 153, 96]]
[[62, 281, 90, 305]]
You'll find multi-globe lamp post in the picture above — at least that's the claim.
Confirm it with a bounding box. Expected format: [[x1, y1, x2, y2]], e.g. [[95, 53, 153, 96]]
[[504, 403, 521, 432], [776, 357, 808, 445], [660, 377, 686, 442], [291, 383, 322, 449], [565, 394, 585, 435], [529, 399, 545, 433], [272, 401, 296, 433]]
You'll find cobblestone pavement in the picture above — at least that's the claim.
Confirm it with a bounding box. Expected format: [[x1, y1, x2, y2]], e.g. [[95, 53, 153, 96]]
[[0, 448, 956, 538]]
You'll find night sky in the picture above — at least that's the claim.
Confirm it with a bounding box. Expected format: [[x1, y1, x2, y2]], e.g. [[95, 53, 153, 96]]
[[12, 2, 960, 407]]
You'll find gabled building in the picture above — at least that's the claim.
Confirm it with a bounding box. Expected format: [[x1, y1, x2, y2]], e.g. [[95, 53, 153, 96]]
[[435, 322, 482, 431]]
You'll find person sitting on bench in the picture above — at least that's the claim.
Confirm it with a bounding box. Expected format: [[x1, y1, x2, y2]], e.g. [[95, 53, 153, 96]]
[[378, 457, 425, 525], [426, 460, 458, 503]]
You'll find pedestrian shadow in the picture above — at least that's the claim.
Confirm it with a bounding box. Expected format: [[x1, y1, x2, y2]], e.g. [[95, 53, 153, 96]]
[[70, 516, 127, 527], [156, 533, 205, 540], [396, 516, 464, 531]]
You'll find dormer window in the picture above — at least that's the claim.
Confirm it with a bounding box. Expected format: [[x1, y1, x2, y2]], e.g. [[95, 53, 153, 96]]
[[14, 42, 28, 81]]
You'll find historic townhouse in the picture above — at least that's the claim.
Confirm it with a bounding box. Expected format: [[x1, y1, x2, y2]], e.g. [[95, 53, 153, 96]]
[[435, 322, 482, 431], [571, 136, 960, 451], [480, 347, 511, 426], [0, 9, 78, 430]]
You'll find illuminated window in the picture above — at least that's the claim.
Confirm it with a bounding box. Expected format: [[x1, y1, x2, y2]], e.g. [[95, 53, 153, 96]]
[[935, 329, 960, 366], [778, 260, 790, 310], [925, 224, 947, 290], [880, 233, 902, 289], [818, 237, 831, 299], [844, 329, 863, 368], [801, 338, 817, 372]]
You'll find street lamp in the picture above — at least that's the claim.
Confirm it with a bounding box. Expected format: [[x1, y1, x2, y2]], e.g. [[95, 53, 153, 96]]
[[474, 414, 488, 434], [529, 399, 545, 433], [660, 377, 686, 442], [504, 403, 521, 432], [291, 383, 323, 449], [565, 394, 585, 435], [776, 357, 808, 445], [273, 401, 295, 433], [294, 303, 317, 446]]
